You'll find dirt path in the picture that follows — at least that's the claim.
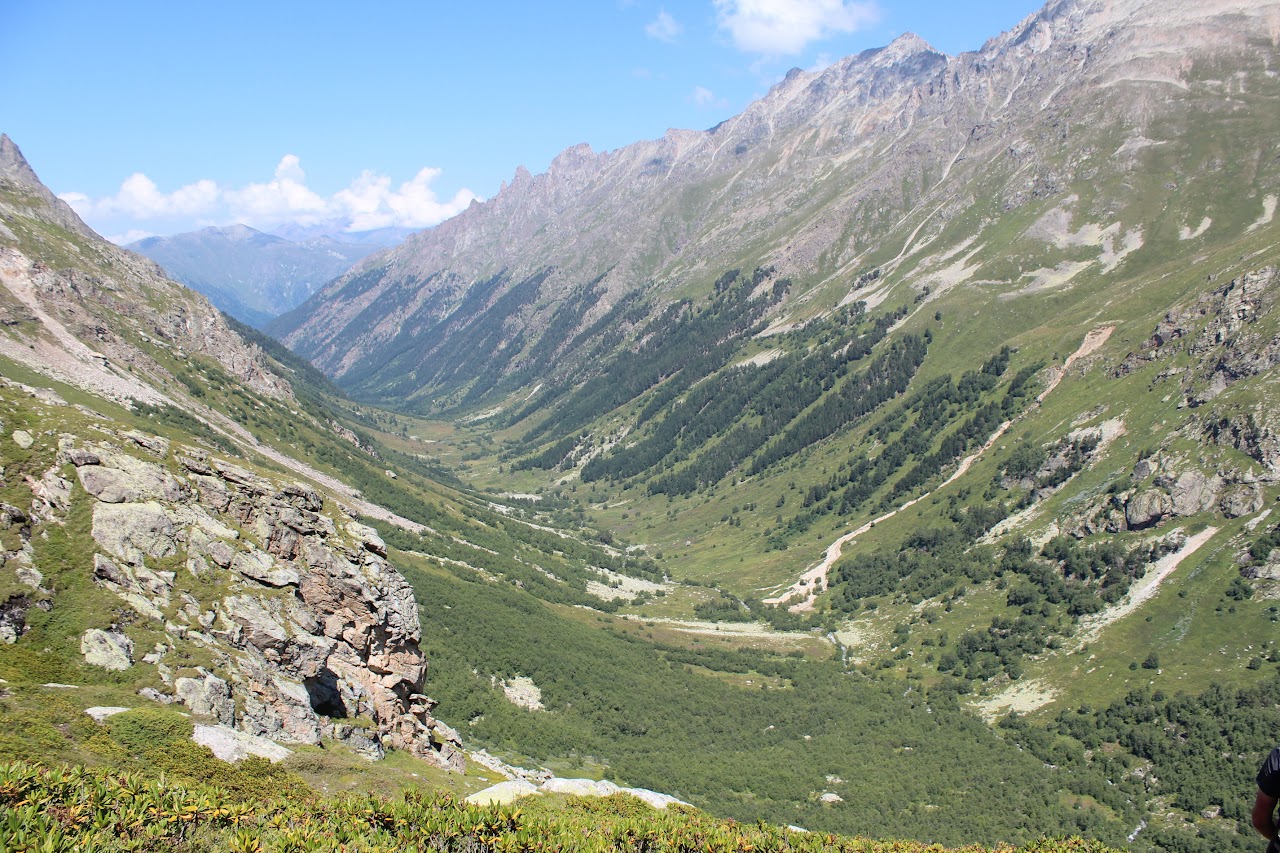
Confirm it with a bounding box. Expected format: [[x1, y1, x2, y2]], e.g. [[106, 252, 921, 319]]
[[616, 615, 823, 642], [1036, 326, 1114, 402], [765, 327, 1115, 612]]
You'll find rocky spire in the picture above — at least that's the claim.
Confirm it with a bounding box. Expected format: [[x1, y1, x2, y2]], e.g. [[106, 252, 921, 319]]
[[0, 134, 44, 191]]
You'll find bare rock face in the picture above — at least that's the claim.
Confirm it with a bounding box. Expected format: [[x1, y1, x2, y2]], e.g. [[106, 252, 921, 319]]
[[81, 628, 134, 671], [1221, 484, 1265, 518], [1166, 471, 1223, 517], [1204, 409, 1280, 475], [175, 671, 235, 726], [1125, 489, 1173, 529], [60, 430, 462, 770]]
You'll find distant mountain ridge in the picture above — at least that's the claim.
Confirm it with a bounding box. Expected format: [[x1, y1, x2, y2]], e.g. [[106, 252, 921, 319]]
[[128, 224, 386, 328], [274, 0, 1280, 407], [270, 220, 415, 247]]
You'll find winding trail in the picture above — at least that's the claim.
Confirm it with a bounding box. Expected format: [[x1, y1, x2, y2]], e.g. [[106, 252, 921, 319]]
[[764, 326, 1115, 612]]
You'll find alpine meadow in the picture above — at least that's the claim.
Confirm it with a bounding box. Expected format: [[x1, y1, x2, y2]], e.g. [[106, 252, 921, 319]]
[[4, 1, 1280, 851]]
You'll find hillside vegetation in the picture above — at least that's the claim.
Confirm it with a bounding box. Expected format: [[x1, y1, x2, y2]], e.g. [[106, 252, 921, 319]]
[[5, 1, 1280, 851], [1, 759, 1123, 853]]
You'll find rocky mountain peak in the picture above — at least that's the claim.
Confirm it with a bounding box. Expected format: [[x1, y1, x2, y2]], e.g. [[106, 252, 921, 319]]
[[878, 31, 944, 62], [0, 134, 98, 240], [0, 134, 42, 192], [984, 0, 1280, 65], [278, 0, 1280, 404], [0, 133, 294, 402]]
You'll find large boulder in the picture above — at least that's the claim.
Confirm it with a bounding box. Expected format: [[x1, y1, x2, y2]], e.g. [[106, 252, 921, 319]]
[[175, 670, 234, 725], [542, 778, 622, 797], [1125, 490, 1172, 529], [193, 724, 292, 763], [81, 628, 134, 671], [92, 501, 178, 565], [466, 780, 540, 805], [1168, 470, 1222, 516]]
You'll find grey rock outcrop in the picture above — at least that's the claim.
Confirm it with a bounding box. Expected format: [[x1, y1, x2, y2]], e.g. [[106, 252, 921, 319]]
[[175, 671, 235, 726], [1125, 490, 1173, 529], [91, 502, 179, 566], [1221, 484, 1265, 518], [81, 628, 134, 671], [59, 431, 462, 770], [1204, 409, 1280, 475], [1166, 471, 1222, 517], [0, 595, 32, 644]]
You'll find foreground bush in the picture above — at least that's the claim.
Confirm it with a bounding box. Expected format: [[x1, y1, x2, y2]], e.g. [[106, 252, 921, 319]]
[[0, 760, 1123, 853]]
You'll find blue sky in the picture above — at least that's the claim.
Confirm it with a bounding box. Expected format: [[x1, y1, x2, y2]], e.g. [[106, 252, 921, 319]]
[[2, 0, 1043, 243]]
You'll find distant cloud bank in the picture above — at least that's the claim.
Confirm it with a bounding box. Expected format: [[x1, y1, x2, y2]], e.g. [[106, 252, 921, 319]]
[[714, 0, 880, 55], [61, 155, 479, 243]]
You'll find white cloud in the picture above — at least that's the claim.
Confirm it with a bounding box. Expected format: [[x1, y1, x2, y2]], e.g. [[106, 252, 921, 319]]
[[335, 167, 478, 231], [223, 155, 329, 225], [60, 155, 479, 237], [688, 86, 728, 110], [645, 9, 683, 42], [108, 229, 158, 245], [714, 0, 879, 55], [64, 173, 219, 220]]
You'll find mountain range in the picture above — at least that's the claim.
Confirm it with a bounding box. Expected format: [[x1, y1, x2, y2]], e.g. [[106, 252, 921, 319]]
[[274, 0, 1280, 413], [4, 0, 1280, 849], [128, 224, 386, 328]]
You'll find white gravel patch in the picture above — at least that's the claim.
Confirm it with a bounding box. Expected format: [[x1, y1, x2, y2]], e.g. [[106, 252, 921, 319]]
[[1073, 526, 1219, 648], [973, 679, 1059, 722], [499, 675, 545, 711]]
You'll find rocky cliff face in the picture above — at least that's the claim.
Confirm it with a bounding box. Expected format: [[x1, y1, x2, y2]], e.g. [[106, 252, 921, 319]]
[[0, 137, 464, 770], [1, 406, 461, 768]]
